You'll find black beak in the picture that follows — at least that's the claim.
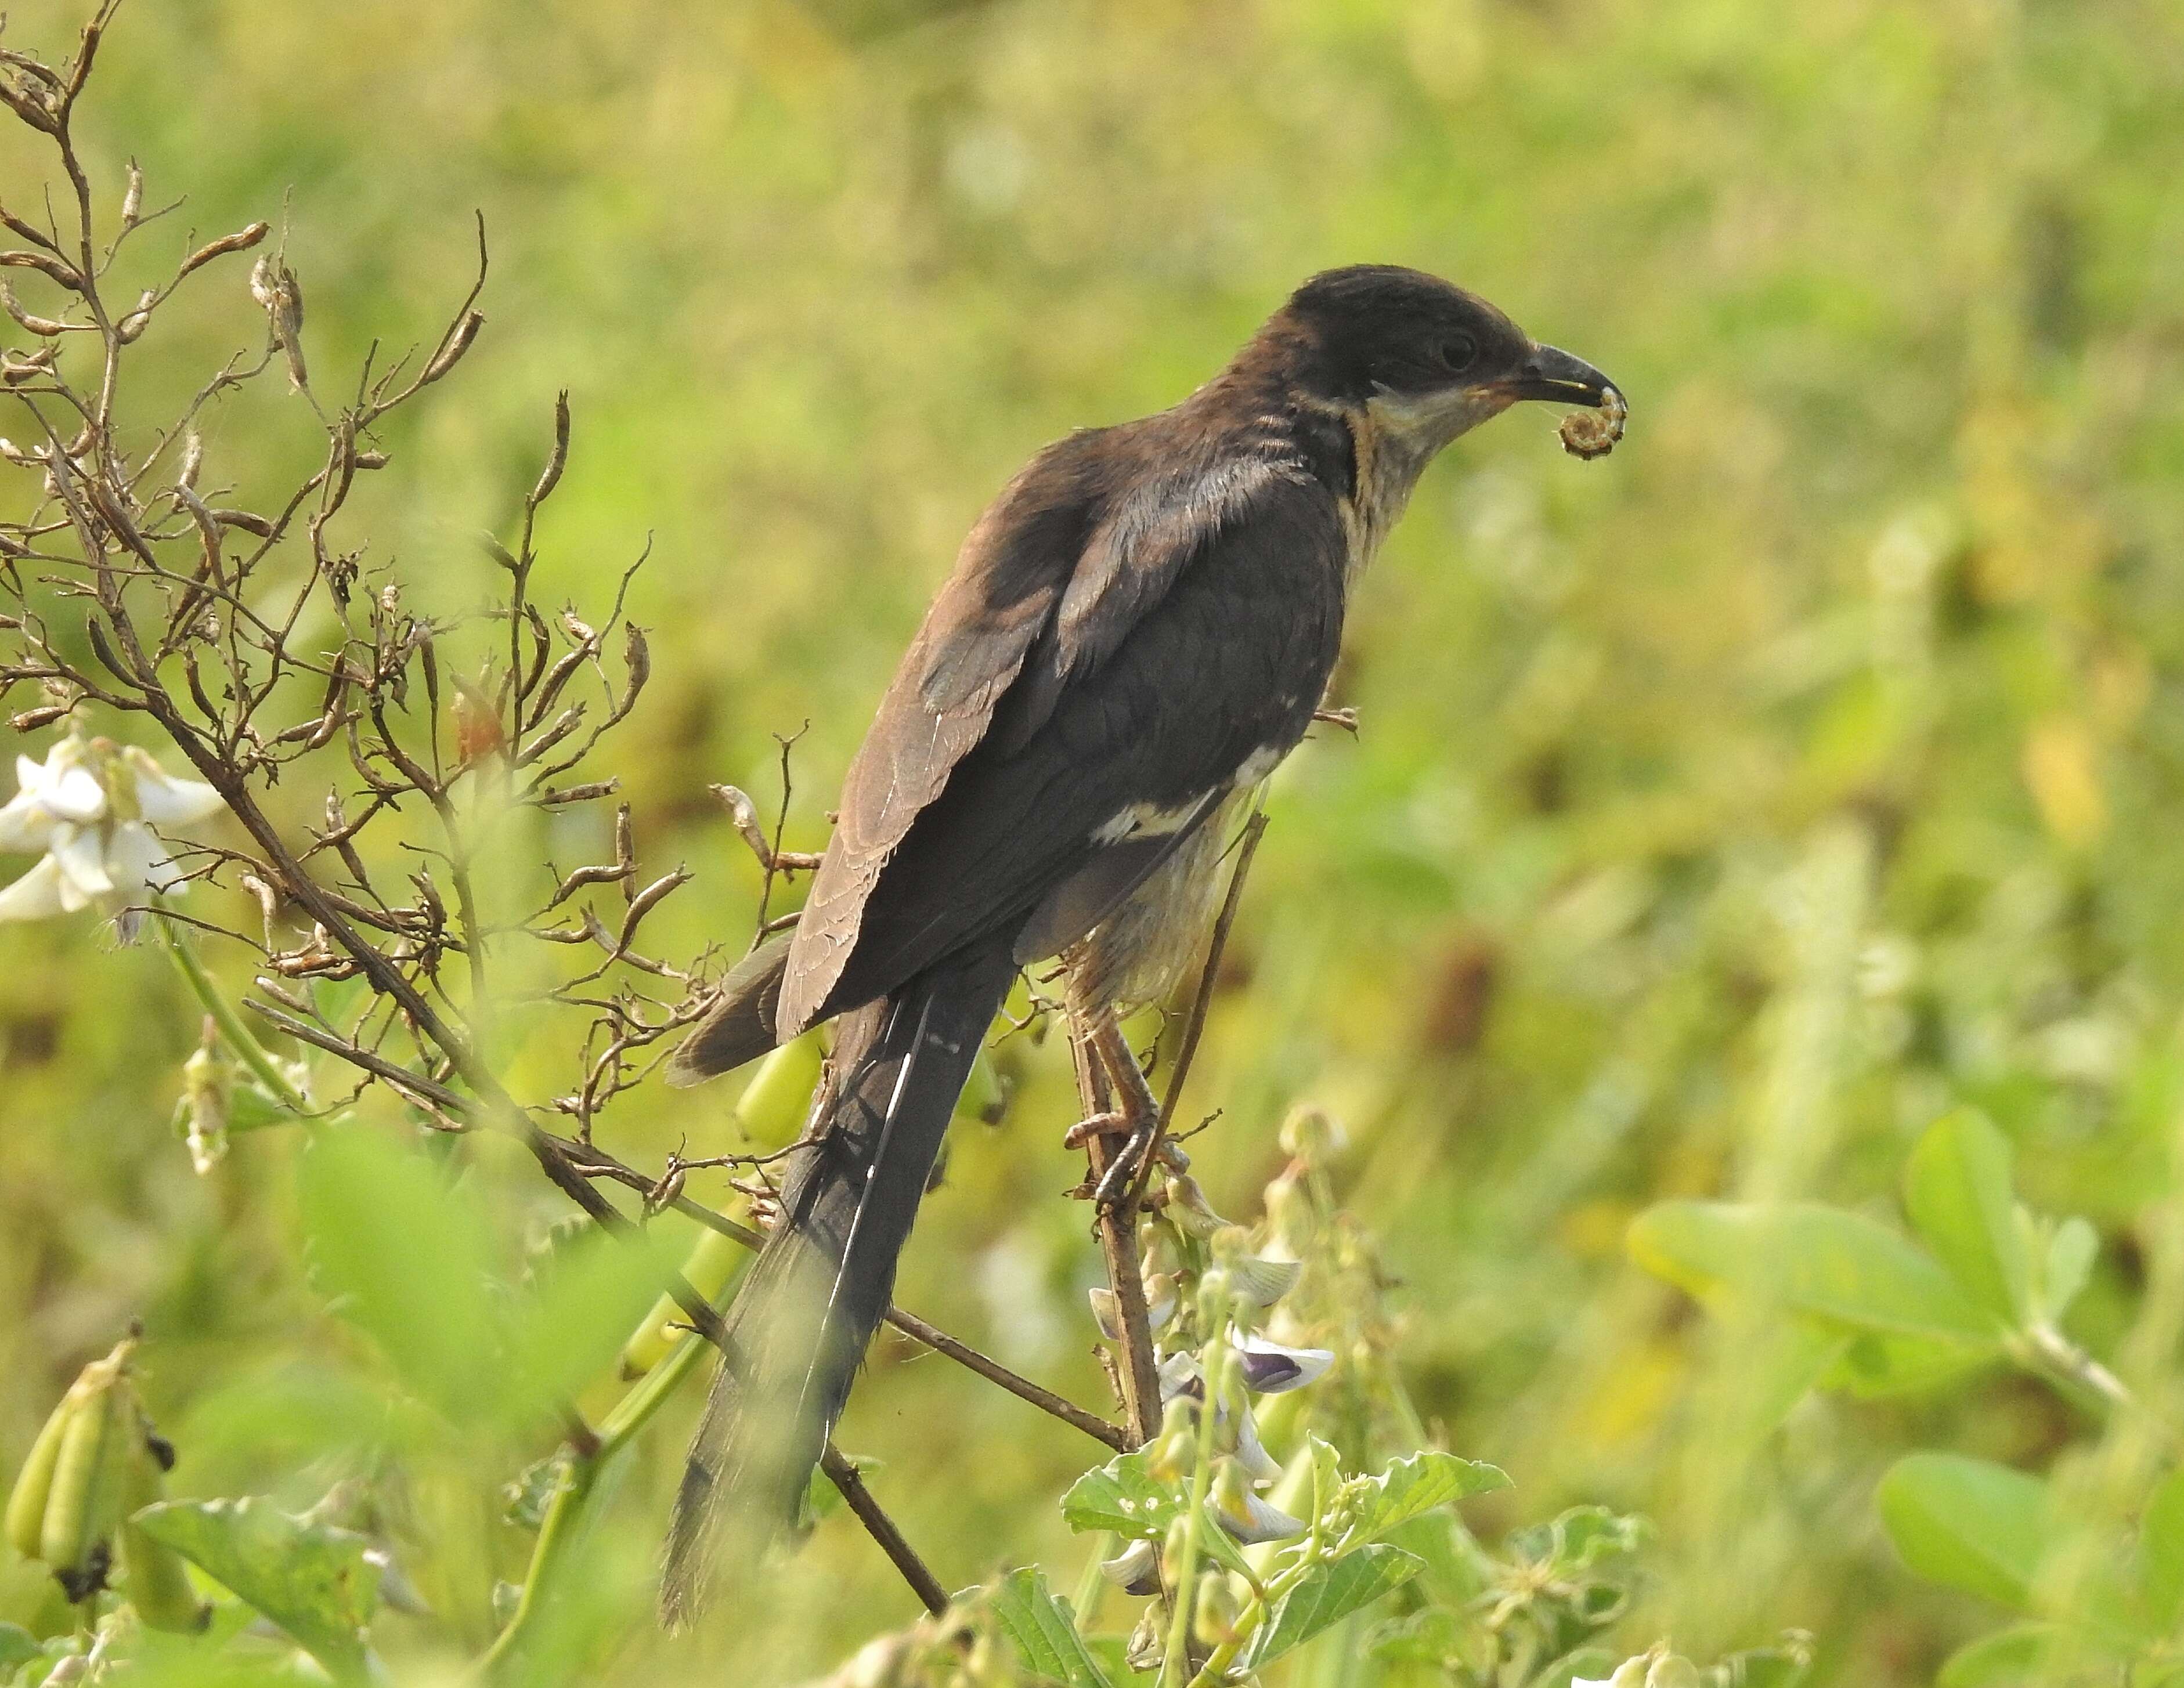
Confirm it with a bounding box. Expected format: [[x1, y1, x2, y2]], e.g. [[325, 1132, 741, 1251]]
[[1503, 342, 1619, 406]]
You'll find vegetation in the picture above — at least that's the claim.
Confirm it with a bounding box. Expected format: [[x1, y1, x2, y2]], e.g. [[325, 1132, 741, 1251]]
[[2, 0, 2182, 1683]]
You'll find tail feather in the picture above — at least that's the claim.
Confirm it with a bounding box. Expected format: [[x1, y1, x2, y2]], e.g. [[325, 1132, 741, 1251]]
[[659, 938, 1016, 1628]]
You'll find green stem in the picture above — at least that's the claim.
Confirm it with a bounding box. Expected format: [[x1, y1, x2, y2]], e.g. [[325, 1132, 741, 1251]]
[[2015, 1321, 2143, 1425], [1162, 1341, 1230, 1688], [157, 911, 311, 1112], [1071, 1531, 1114, 1633], [481, 1299, 716, 1676], [1185, 1542, 1322, 1688]]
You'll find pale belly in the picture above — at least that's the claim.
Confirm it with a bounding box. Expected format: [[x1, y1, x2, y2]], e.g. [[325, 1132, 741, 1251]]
[[1060, 790, 1244, 1015]]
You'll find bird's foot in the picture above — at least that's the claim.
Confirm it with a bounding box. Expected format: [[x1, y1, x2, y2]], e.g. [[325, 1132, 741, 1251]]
[[1081, 1127, 1190, 1212], [1063, 1109, 1129, 1151]]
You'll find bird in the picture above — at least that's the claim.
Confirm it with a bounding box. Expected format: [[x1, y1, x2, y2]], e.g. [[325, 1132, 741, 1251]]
[[658, 263, 1619, 1624]]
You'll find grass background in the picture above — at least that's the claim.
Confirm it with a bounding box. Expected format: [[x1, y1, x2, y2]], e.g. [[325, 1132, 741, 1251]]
[[3, 0, 2183, 1680]]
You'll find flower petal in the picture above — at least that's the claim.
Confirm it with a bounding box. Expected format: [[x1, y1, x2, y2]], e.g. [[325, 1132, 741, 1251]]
[[1214, 1485, 1306, 1545], [1228, 1400, 1281, 1485], [127, 749, 223, 824], [1157, 1351, 1201, 1403], [107, 820, 185, 895], [1099, 1538, 1161, 1595], [42, 761, 107, 824], [1226, 1256, 1302, 1310], [49, 825, 113, 903], [0, 790, 55, 852], [1233, 1331, 1334, 1395], [0, 855, 68, 920]]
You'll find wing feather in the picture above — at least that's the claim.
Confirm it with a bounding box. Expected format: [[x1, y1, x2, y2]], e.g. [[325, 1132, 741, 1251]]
[[779, 427, 1345, 1035]]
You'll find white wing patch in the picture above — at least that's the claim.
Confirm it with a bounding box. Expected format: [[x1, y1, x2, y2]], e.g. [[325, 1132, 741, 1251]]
[[1232, 741, 1287, 789], [1092, 794, 1214, 847]]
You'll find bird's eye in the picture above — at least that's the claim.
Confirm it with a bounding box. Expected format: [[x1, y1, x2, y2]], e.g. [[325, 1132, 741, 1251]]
[[1439, 334, 1478, 374]]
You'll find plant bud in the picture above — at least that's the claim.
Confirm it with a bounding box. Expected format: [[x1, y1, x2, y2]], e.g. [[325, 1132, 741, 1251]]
[[1191, 1570, 1241, 1647], [1645, 1656, 1699, 1688], [1159, 1516, 1192, 1585], [1164, 1175, 1229, 1238], [1277, 1104, 1344, 1165], [1211, 1459, 1306, 1545], [179, 1044, 230, 1176], [1263, 1167, 1315, 1250], [1146, 1397, 1199, 1485]]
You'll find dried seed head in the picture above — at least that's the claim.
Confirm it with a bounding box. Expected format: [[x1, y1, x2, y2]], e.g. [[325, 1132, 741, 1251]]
[[418, 309, 484, 387], [250, 255, 308, 391], [2, 279, 67, 337]]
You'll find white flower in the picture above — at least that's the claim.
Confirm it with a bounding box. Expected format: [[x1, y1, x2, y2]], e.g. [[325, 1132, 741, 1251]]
[[0, 738, 223, 926], [1232, 1331, 1334, 1394], [1211, 1462, 1306, 1544]]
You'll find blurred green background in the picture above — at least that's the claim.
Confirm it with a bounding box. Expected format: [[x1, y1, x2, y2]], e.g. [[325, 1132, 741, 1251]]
[[3, 0, 2183, 1680]]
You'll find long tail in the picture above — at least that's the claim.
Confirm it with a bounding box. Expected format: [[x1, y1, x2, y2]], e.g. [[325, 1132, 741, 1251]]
[[659, 937, 1016, 1628]]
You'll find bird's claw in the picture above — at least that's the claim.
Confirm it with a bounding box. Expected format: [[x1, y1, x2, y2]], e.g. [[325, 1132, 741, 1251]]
[[1063, 1109, 1129, 1150]]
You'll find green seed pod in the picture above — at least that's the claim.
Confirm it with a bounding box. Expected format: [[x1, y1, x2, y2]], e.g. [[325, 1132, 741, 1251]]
[[5, 1390, 74, 1561], [732, 1033, 824, 1150], [38, 1354, 132, 1600], [618, 1223, 752, 1379], [116, 1436, 206, 1634]]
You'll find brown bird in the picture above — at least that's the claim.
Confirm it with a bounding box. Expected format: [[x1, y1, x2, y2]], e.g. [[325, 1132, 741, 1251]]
[[659, 265, 1620, 1622]]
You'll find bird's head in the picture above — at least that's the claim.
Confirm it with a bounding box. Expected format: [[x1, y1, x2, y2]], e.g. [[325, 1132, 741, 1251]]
[[1267, 264, 1619, 465]]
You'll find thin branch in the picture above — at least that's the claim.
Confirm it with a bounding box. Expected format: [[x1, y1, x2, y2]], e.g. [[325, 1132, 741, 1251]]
[[1128, 807, 1268, 1210]]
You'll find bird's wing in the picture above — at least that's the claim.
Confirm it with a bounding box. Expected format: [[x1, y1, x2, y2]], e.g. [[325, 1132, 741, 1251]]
[[778, 442, 1345, 1032]]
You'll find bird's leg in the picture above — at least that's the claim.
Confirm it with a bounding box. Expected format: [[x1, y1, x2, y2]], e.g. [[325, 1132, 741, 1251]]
[[1079, 1011, 1169, 1208], [1070, 1011, 1164, 1446]]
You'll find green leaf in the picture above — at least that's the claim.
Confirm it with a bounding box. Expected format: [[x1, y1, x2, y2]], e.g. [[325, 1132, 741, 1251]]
[[1507, 1506, 1651, 1577], [1239, 1544, 1424, 1670], [1062, 1452, 1178, 1541], [1366, 1606, 1462, 1664], [988, 1567, 1113, 1688], [228, 1081, 305, 1133], [2039, 1217, 2099, 1323], [1703, 1632, 1815, 1687], [296, 1127, 503, 1422], [1824, 1328, 1997, 1398], [1058, 1451, 1264, 1591], [1877, 1454, 2049, 1610], [133, 1497, 377, 1678], [1902, 1109, 2027, 1325], [2135, 1464, 2184, 1628], [499, 1228, 676, 1432], [1630, 1201, 1999, 1347], [0, 1626, 40, 1674], [1344, 1450, 1508, 1545], [1935, 1622, 2064, 1687]]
